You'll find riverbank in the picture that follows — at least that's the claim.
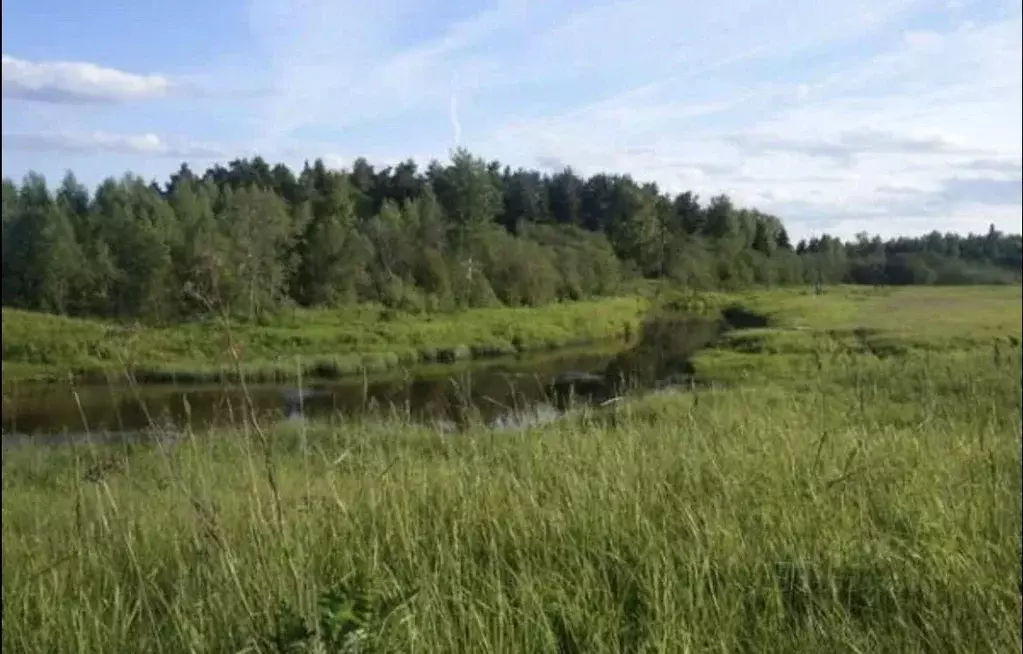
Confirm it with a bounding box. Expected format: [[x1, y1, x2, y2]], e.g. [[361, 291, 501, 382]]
[[3, 285, 1020, 652], [1, 296, 653, 385], [9, 285, 1018, 389]]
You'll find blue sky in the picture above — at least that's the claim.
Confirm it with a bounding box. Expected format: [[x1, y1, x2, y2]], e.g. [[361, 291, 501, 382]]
[[2, 0, 1021, 239]]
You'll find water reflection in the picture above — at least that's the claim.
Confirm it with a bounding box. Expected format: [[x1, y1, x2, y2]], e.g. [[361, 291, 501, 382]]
[[2, 315, 724, 440], [2, 357, 610, 438]]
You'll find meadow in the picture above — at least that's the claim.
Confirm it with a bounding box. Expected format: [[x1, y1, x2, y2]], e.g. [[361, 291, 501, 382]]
[[1, 296, 650, 385], [2, 285, 1021, 653]]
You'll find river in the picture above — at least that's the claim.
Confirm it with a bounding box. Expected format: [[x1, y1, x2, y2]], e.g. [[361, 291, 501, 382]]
[[2, 315, 723, 444]]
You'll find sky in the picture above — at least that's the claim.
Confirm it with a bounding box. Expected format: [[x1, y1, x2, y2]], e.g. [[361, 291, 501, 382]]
[[2, 0, 1021, 240]]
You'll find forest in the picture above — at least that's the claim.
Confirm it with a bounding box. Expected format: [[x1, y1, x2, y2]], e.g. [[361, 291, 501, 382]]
[[3, 148, 1020, 324]]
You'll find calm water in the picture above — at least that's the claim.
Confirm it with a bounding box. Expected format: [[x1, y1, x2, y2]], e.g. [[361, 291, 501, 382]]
[[2, 316, 723, 443]]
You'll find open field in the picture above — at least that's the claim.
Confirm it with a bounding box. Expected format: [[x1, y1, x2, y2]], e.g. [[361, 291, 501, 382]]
[[3, 285, 1021, 652], [694, 285, 1022, 386]]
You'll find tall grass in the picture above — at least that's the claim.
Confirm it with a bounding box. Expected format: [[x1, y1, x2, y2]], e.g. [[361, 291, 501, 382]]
[[3, 340, 1020, 652]]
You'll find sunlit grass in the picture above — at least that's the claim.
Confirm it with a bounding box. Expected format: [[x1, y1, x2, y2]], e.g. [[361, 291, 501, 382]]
[[729, 284, 1022, 338], [5, 286, 1019, 386], [3, 285, 1021, 652], [693, 285, 1022, 386], [2, 296, 649, 384]]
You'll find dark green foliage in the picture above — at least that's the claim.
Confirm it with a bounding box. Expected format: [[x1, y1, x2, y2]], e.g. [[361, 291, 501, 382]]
[[2, 153, 1020, 323], [800, 226, 1021, 286], [271, 577, 417, 653], [295, 171, 366, 307]]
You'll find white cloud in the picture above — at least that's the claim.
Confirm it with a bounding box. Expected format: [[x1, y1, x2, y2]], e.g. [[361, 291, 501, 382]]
[[1, 54, 174, 103], [2, 130, 225, 159], [244, 0, 922, 143], [902, 30, 945, 48], [243, 0, 538, 152], [2, 0, 1021, 240], [468, 9, 1023, 239], [320, 153, 352, 169], [725, 129, 984, 166], [960, 158, 1023, 175]]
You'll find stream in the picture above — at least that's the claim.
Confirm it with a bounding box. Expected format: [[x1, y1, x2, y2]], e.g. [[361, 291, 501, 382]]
[[2, 315, 724, 445]]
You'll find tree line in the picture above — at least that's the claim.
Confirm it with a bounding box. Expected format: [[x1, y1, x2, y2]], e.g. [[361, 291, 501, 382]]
[[2, 148, 1020, 323]]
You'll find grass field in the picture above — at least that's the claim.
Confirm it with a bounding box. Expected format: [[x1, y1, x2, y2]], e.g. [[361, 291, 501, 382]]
[[2, 285, 1021, 653], [1, 297, 649, 385]]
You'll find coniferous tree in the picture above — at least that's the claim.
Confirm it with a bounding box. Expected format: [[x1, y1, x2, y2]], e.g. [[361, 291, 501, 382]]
[[1, 149, 1019, 322]]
